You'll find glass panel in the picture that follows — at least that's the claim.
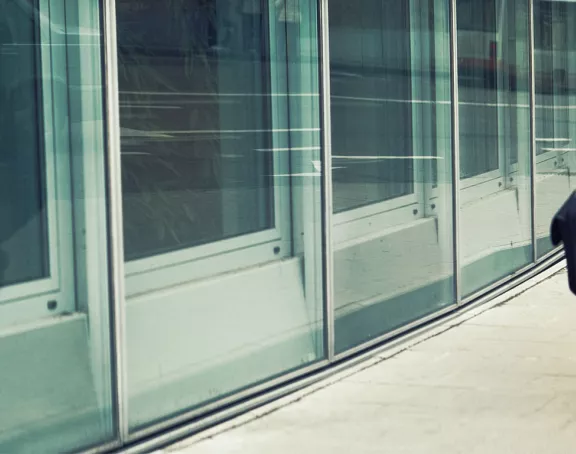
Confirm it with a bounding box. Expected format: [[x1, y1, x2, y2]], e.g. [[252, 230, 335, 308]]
[[0, 0, 116, 452], [118, 0, 274, 261], [457, 0, 499, 179], [534, 0, 574, 257], [0, 0, 48, 287], [457, 0, 533, 297], [330, 0, 414, 212], [117, 0, 325, 431], [330, 0, 455, 354]]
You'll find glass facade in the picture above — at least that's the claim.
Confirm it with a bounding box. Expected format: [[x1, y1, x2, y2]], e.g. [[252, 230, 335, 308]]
[[0, 0, 571, 451], [115, 0, 324, 431], [534, 0, 576, 257], [0, 0, 115, 452], [329, 0, 455, 353], [457, 0, 533, 296]]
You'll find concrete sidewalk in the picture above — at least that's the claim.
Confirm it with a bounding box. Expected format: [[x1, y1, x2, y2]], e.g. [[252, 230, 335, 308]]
[[166, 268, 576, 454]]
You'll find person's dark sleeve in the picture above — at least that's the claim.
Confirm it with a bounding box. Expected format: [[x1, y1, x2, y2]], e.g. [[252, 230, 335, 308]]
[[551, 191, 576, 295]]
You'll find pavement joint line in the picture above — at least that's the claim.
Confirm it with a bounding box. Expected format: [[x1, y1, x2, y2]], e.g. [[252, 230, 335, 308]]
[[161, 260, 567, 453]]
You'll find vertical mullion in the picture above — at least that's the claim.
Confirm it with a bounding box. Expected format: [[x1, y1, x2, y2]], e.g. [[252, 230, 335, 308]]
[[449, 0, 462, 305], [102, 0, 129, 442], [409, 0, 428, 215], [319, 0, 335, 361], [529, 0, 537, 262]]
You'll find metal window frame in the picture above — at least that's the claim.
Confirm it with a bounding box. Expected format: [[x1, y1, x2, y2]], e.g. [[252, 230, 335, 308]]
[[328, 0, 425, 238]]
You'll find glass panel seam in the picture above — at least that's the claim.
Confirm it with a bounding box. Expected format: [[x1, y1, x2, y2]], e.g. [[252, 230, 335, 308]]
[[529, 0, 538, 263], [450, 0, 462, 305], [319, 0, 335, 362], [102, 0, 128, 443]]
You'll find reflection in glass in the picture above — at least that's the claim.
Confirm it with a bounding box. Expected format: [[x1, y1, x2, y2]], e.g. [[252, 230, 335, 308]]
[[117, 0, 325, 431], [330, 0, 454, 354], [534, 0, 575, 257], [330, 0, 414, 212], [117, 0, 274, 261], [0, 1, 48, 288], [0, 0, 116, 452], [457, 0, 533, 296], [457, 0, 499, 179]]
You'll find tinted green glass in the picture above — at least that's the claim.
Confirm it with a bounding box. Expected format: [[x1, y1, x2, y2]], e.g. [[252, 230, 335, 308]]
[[116, 0, 325, 431], [457, 0, 533, 296], [534, 0, 575, 257], [0, 0, 116, 451], [0, 0, 48, 287], [330, 0, 455, 353]]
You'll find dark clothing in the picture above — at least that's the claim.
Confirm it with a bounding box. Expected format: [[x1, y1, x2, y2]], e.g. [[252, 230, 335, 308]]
[[551, 191, 576, 294]]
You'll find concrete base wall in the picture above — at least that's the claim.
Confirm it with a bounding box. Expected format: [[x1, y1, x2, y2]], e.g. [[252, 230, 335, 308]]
[[126, 258, 322, 427], [0, 315, 112, 453]]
